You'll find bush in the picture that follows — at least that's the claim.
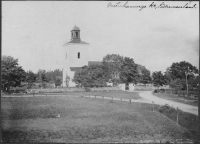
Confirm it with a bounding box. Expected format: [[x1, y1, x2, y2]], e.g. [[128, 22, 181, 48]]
[[160, 89, 165, 93], [84, 87, 91, 92], [154, 89, 160, 93], [159, 104, 176, 113]]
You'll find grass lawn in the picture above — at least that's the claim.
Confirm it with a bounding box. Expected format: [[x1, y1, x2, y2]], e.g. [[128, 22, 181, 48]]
[[1, 94, 195, 143], [152, 93, 198, 106], [67, 90, 141, 100], [3, 90, 141, 100]]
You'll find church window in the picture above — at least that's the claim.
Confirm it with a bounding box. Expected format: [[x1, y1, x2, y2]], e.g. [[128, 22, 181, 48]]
[[78, 52, 80, 58], [76, 32, 78, 37]]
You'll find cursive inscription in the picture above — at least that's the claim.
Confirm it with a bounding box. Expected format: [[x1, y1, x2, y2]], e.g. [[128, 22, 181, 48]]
[[107, 1, 146, 11], [149, 2, 197, 9], [108, 1, 197, 11]]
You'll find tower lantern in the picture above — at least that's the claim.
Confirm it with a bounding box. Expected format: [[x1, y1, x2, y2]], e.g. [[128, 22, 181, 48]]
[[71, 25, 81, 42]]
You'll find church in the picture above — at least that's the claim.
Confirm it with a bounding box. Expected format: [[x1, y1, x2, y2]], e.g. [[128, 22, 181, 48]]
[[62, 26, 150, 89], [62, 26, 99, 87]]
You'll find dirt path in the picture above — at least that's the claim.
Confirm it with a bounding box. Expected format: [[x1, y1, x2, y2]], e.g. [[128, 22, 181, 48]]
[[136, 91, 198, 115]]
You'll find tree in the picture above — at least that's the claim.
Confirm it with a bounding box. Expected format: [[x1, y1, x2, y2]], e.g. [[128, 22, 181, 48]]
[[152, 71, 168, 88], [1, 56, 26, 91], [55, 76, 62, 87], [73, 65, 107, 87], [88, 64, 107, 87], [73, 66, 90, 87], [102, 54, 124, 86], [166, 61, 198, 80], [165, 61, 199, 90], [120, 57, 139, 84], [188, 75, 199, 90], [64, 73, 70, 87], [169, 79, 183, 90], [26, 71, 36, 89], [137, 65, 152, 84]]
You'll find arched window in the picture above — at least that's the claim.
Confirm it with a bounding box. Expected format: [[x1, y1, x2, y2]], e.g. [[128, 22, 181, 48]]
[[66, 53, 67, 59], [78, 52, 80, 59]]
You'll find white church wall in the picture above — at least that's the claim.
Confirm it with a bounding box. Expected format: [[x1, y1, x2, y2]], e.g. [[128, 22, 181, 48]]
[[66, 44, 89, 67]]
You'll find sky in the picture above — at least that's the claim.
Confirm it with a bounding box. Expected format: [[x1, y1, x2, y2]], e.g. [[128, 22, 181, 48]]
[[2, 1, 199, 73]]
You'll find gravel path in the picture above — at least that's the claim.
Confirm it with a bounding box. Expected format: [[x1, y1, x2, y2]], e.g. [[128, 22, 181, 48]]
[[137, 91, 198, 115]]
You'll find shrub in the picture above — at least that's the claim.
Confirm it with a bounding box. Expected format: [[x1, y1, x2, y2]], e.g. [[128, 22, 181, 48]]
[[84, 87, 91, 92], [153, 89, 160, 93], [159, 104, 176, 113], [160, 89, 165, 93]]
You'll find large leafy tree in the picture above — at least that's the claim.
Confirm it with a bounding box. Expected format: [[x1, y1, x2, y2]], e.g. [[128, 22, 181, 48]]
[[137, 65, 152, 84], [165, 61, 198, 90], [73, 65, 107, 87], [2, 56, 26, 91], [120, 57, 139, 84], [73, 66, 90, 87], [102, 54, 124, 85], [169, 79, 183, 90], [166, 61, 198, 80], [88, 64, 107, 87], [152, 71, 168, 88]]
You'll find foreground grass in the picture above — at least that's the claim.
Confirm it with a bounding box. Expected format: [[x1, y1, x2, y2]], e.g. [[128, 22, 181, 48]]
[[153, 92, 198, 106], [1, 96, 194, 143], [3, 90, 141, 100]]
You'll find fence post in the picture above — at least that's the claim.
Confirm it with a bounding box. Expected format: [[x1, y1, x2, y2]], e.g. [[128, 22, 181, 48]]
[[152, 101, 154, 111], [177, 107, 179, 125], [112, 97, 113, 101], [129, 99, 131, 104], [121, 98, 122, 101]]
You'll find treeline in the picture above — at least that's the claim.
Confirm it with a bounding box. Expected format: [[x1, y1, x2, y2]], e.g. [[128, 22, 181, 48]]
[[2, 55, 199, 92], [26, 69, 62, 88], [72, 54, 152, 87], [152, 61, 199, 90], [2, 55, 62, 91]]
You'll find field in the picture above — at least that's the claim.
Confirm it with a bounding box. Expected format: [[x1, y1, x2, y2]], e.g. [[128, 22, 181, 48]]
[[1, 91, 195, 143], [2, 90, 141, 100]]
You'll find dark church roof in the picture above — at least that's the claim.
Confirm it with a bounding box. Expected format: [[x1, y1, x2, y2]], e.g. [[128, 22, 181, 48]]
[[88, 61, 102, 66], [70, 67, 82, 71], [66, 40, 89, 44], [71, 25, 80, 31]]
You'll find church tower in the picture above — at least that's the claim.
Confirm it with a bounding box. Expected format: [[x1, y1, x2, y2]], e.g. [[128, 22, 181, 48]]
[[63, 26, 89, 87]]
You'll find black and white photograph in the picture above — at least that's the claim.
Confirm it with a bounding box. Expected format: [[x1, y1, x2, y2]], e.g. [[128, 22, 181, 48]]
[[1, 1, 199, 143]]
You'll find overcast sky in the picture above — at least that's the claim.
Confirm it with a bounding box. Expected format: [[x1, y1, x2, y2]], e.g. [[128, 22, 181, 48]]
[[2, 1, 199, 73]]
